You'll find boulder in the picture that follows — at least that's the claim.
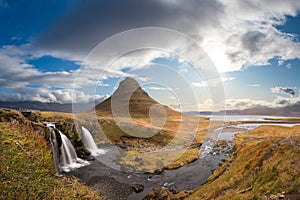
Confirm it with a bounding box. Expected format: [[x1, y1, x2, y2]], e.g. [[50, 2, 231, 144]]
[[132, 183, 144, 193]]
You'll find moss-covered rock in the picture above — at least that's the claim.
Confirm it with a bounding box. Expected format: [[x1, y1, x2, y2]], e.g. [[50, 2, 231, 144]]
[[55, 121, 92, 159], [0, 108, 27, 124]]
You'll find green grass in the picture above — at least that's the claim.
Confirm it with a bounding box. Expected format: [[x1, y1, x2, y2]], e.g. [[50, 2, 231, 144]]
[[0, 121, 101, 200]]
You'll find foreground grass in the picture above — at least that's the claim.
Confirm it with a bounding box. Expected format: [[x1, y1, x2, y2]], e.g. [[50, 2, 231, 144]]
[[186, 125, 300, 200], [0, 122, 101, 200]]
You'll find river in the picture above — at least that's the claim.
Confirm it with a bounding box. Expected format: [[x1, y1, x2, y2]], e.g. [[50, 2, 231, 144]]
[[72, 115, 299, 199]]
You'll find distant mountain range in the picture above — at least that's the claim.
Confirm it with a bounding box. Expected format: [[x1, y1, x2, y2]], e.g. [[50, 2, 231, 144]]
[[188, 104, 300, 117], [0, 101, 95, 113], [1, 78, 300, 117]]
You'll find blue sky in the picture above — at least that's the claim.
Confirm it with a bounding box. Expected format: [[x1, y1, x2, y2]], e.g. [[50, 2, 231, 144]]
[[1, 0, 300, 111]]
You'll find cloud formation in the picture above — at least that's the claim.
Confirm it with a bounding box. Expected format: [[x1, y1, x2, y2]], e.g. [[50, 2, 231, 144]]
[[248, 84, 261, 87], [1, 0, 300, 104], [271, 87, 296, 97], [32, 0, 300, 72], [0, 45, 127, 103], [225, 95, 300, 110], [0, 87, 108, 103]]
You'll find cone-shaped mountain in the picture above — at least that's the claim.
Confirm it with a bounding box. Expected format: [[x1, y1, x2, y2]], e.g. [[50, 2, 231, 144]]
[[94, 77, 180, 118]]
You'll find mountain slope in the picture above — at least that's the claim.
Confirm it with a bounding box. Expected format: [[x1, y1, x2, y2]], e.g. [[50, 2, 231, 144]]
[[94, 77, 180, 119]]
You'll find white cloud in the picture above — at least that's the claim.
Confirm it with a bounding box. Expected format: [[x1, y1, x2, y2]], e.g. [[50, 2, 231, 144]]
[[30, 0, 300, 73], [0, 87, 108, 103], [271, 87, 296, 97], [192, 82, 207, 88], [248, 84, 261, 87], [148, 86, 169, 91], [2, 0, 300, 104], [221, 77, 235, 82], [224, 95, 300, 111], [192, 76, 234, 88]]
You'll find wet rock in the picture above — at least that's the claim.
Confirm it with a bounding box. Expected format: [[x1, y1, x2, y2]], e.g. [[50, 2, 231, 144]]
[[56, 121, 91, 159], [144, 187, 171, 200], [85, 155, 95, 161], [146, 167, 164, 175], [132, 183, 144, 193], [215, 140, 229, 147]]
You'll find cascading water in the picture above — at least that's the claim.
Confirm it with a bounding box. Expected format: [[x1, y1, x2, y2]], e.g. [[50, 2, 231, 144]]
[[81, 126, 107, 156], [46, 122, 60, 174], [45, 122, 89, 173]]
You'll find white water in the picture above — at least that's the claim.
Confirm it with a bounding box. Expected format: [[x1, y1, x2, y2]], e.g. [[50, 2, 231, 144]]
[[59, 131, 89, 172], [81, 126, 107, 156], [205, 115, 299, 122], [200, 115, 300, 158], [44, 122, 89, 172]]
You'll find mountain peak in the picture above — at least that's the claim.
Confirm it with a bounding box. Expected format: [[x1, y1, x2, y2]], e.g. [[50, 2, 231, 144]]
[[117, 77, 140, 91], [94, 77, 180, 118], [122, 77, 139, 84]]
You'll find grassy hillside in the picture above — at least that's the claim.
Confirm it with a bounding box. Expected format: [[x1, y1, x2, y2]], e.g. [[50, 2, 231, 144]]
[[0, 121, 101, 200], [185, 125, 300, 200]]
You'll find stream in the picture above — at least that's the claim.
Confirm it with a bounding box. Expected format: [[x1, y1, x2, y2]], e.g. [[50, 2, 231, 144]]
[[71, 116, 299, 199]]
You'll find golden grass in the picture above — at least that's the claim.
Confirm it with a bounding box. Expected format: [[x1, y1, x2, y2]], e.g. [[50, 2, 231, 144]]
[[0, 122, 101, 200], [119, 148, 200, 173], [40, 111, 74, 121], [185, 125, 300, 200]]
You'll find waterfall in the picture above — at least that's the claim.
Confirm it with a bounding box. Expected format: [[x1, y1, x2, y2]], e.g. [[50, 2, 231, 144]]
[[44, 122, 89, 173], [47, 123, 60, 174], [81, 126, 107, 156]]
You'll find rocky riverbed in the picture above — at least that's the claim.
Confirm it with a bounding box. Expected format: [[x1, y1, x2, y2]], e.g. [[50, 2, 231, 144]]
[[71, 139, 231, 199]]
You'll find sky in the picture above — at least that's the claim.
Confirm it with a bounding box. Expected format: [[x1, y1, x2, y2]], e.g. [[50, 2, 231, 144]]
[[1, 0, 300, 112]]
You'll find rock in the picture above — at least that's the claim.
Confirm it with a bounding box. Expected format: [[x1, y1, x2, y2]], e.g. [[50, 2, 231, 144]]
[[278, 192, 285, 199], [154, 187, 171, 199], [0, 108, 27, 124], [85, 155, 95, 161], [154, 168, 164, 174], [269, 194, 278, 200], [132, 183, 144, 193], [215, 140, 228, 147], [144, 187, 171, 200], [135, 156, 144, 164], [21, 111, 40, 122]]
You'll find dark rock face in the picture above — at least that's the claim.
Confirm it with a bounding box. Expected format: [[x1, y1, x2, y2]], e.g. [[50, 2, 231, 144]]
[[132, 183, 144, 193], [21, 111, 40, 122], [56, 121, 91, 159]]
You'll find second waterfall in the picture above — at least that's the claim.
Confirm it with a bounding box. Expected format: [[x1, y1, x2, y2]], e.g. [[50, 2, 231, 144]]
[[81, 126, 107, 156]]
